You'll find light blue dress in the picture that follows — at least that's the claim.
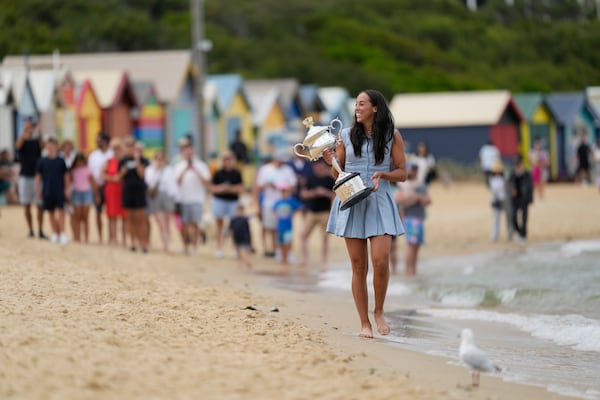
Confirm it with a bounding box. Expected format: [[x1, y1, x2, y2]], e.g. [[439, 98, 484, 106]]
[[326, 128, 405, 239]]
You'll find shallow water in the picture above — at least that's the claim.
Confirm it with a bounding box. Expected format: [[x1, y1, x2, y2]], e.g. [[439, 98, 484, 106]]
[[305, 239, 600, 399]]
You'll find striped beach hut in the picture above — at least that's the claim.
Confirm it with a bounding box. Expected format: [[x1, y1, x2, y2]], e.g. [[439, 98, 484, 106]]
[[207, 74, 253, 154], [390, 90, 524, 164], [545, 92, 600, 178], [75, 80, 102, 154], [513, 93, 559, 180], [133, 81, 165, 157]]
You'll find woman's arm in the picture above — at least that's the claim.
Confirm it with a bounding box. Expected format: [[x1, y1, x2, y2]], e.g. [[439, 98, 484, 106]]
[[371, 131, 407, 191]]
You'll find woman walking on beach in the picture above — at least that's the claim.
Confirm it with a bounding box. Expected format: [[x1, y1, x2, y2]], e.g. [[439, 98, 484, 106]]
[[145, 150, 177, 253], [324, 89, 407, 338], [103, 138, 126, 246]]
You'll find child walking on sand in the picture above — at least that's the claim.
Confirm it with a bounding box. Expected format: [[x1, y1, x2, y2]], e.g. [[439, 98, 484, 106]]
[[70, 153, 98, 243], [273, 183, 302, 275], [229, 203, 253, 270]]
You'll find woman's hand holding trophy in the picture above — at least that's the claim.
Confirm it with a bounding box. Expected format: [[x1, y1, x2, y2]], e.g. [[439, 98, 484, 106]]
[[293, 117, 372, 210]]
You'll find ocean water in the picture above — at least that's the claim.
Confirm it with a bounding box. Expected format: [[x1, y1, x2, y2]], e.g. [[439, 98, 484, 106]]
[[314, 239, 600, 399]]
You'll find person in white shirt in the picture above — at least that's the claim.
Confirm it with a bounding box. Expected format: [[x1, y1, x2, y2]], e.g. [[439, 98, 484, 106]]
[[479, 140, 501, 186], [87, 132, 113, 244], [173, 142, 210, 255], [145, 150, 178, 253], [254, 149, 298, 257]]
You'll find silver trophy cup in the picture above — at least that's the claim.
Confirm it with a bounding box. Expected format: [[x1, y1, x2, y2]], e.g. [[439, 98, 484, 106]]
[[294, 117, 371, 210]]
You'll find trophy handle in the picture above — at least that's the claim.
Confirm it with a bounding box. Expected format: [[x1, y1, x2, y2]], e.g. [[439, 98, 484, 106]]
[[293, 143, 312, 160], [330, 118, 343, 134]]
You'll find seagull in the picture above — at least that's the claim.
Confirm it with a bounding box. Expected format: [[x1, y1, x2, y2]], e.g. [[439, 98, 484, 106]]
[[459, 328, 501, 387]]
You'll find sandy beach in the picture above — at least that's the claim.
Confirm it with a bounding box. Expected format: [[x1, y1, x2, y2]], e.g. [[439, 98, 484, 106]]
[[1, 181, 598, 399]]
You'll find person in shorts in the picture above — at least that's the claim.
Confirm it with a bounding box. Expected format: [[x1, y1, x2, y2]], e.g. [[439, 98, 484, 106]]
[[211, 150, 243, 258], [272, 182, 302, 275], [173, 141, 210, 255], [35, 137, 69, 244], [119, 137, 150, 253], [229, 203, 253, 270], [87, 132, 113, 243], [16, 118, 46, 238], [298, 159, 335, 269], [394, 163, 431, 276], [255, 150, 297, 258]]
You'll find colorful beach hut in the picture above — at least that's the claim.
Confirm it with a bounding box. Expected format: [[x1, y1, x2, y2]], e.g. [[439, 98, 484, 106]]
[[390, 90, 524, 164], [545, 93, 600, 178], [75, 80, 102, 154], [11, 70, 39, 141], [73, 70, 137, 140], [299, 84, 326, 125], [513, 93, 559, 180], [2, 50, 195, 158], [0, 69, 16, 154], [133, 81, 165, 158], [54, 70, 78, 144], [244, 84, 287, 157], [318, 87, 354, 129], [207, 74, 253, 154]]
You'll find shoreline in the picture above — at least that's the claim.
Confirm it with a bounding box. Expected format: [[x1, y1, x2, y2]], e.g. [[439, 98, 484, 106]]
[[1, 182, 598, 399]]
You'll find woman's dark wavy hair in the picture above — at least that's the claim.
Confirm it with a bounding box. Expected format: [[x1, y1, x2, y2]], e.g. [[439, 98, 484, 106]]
[[349, 89, 395, 165]]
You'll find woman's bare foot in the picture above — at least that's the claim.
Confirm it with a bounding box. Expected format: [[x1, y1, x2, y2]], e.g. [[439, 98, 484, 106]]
[[374, 312, 390, 335], [358, 323, 374, 338]]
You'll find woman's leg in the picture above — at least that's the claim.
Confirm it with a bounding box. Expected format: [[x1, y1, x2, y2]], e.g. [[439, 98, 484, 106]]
[[126, 210, 136, 250], [492, 208, 500, 241], [134, 209, 148, 251], [108, 216, 116, 245], [154, 211, 170, 252], [370, 234, 392, 335], [344, 237, 371, 337], [404, 243, 419, 277], [215, 217, 225, 255], [72, 206, 81, 242], [81, 205, 90, 243]]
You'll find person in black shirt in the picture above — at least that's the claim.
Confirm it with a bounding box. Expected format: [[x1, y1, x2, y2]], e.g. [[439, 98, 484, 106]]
[[15, 118, 46, 239], [119, 137, 150, 252], [508, 155, 533, 242], [34, 138, 68, 244], [210, 150, 244, 258], [575, 133, 592, 185], [298, 159, 335, 269], [229, 130, 249, 164]]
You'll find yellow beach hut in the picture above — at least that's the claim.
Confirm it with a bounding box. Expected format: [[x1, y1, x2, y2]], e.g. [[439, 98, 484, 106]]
[[75, 80, 102, 154], [207, 74, 253, 154]]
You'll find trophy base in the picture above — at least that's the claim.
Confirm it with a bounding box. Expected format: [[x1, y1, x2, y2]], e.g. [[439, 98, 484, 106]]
[[333, 172, 372, 210], [339, 187, 372, 210]]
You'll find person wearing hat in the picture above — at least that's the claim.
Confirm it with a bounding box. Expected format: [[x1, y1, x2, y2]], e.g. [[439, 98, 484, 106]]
[[394, 161, 430, 277], [254, 148, 297, 258]]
